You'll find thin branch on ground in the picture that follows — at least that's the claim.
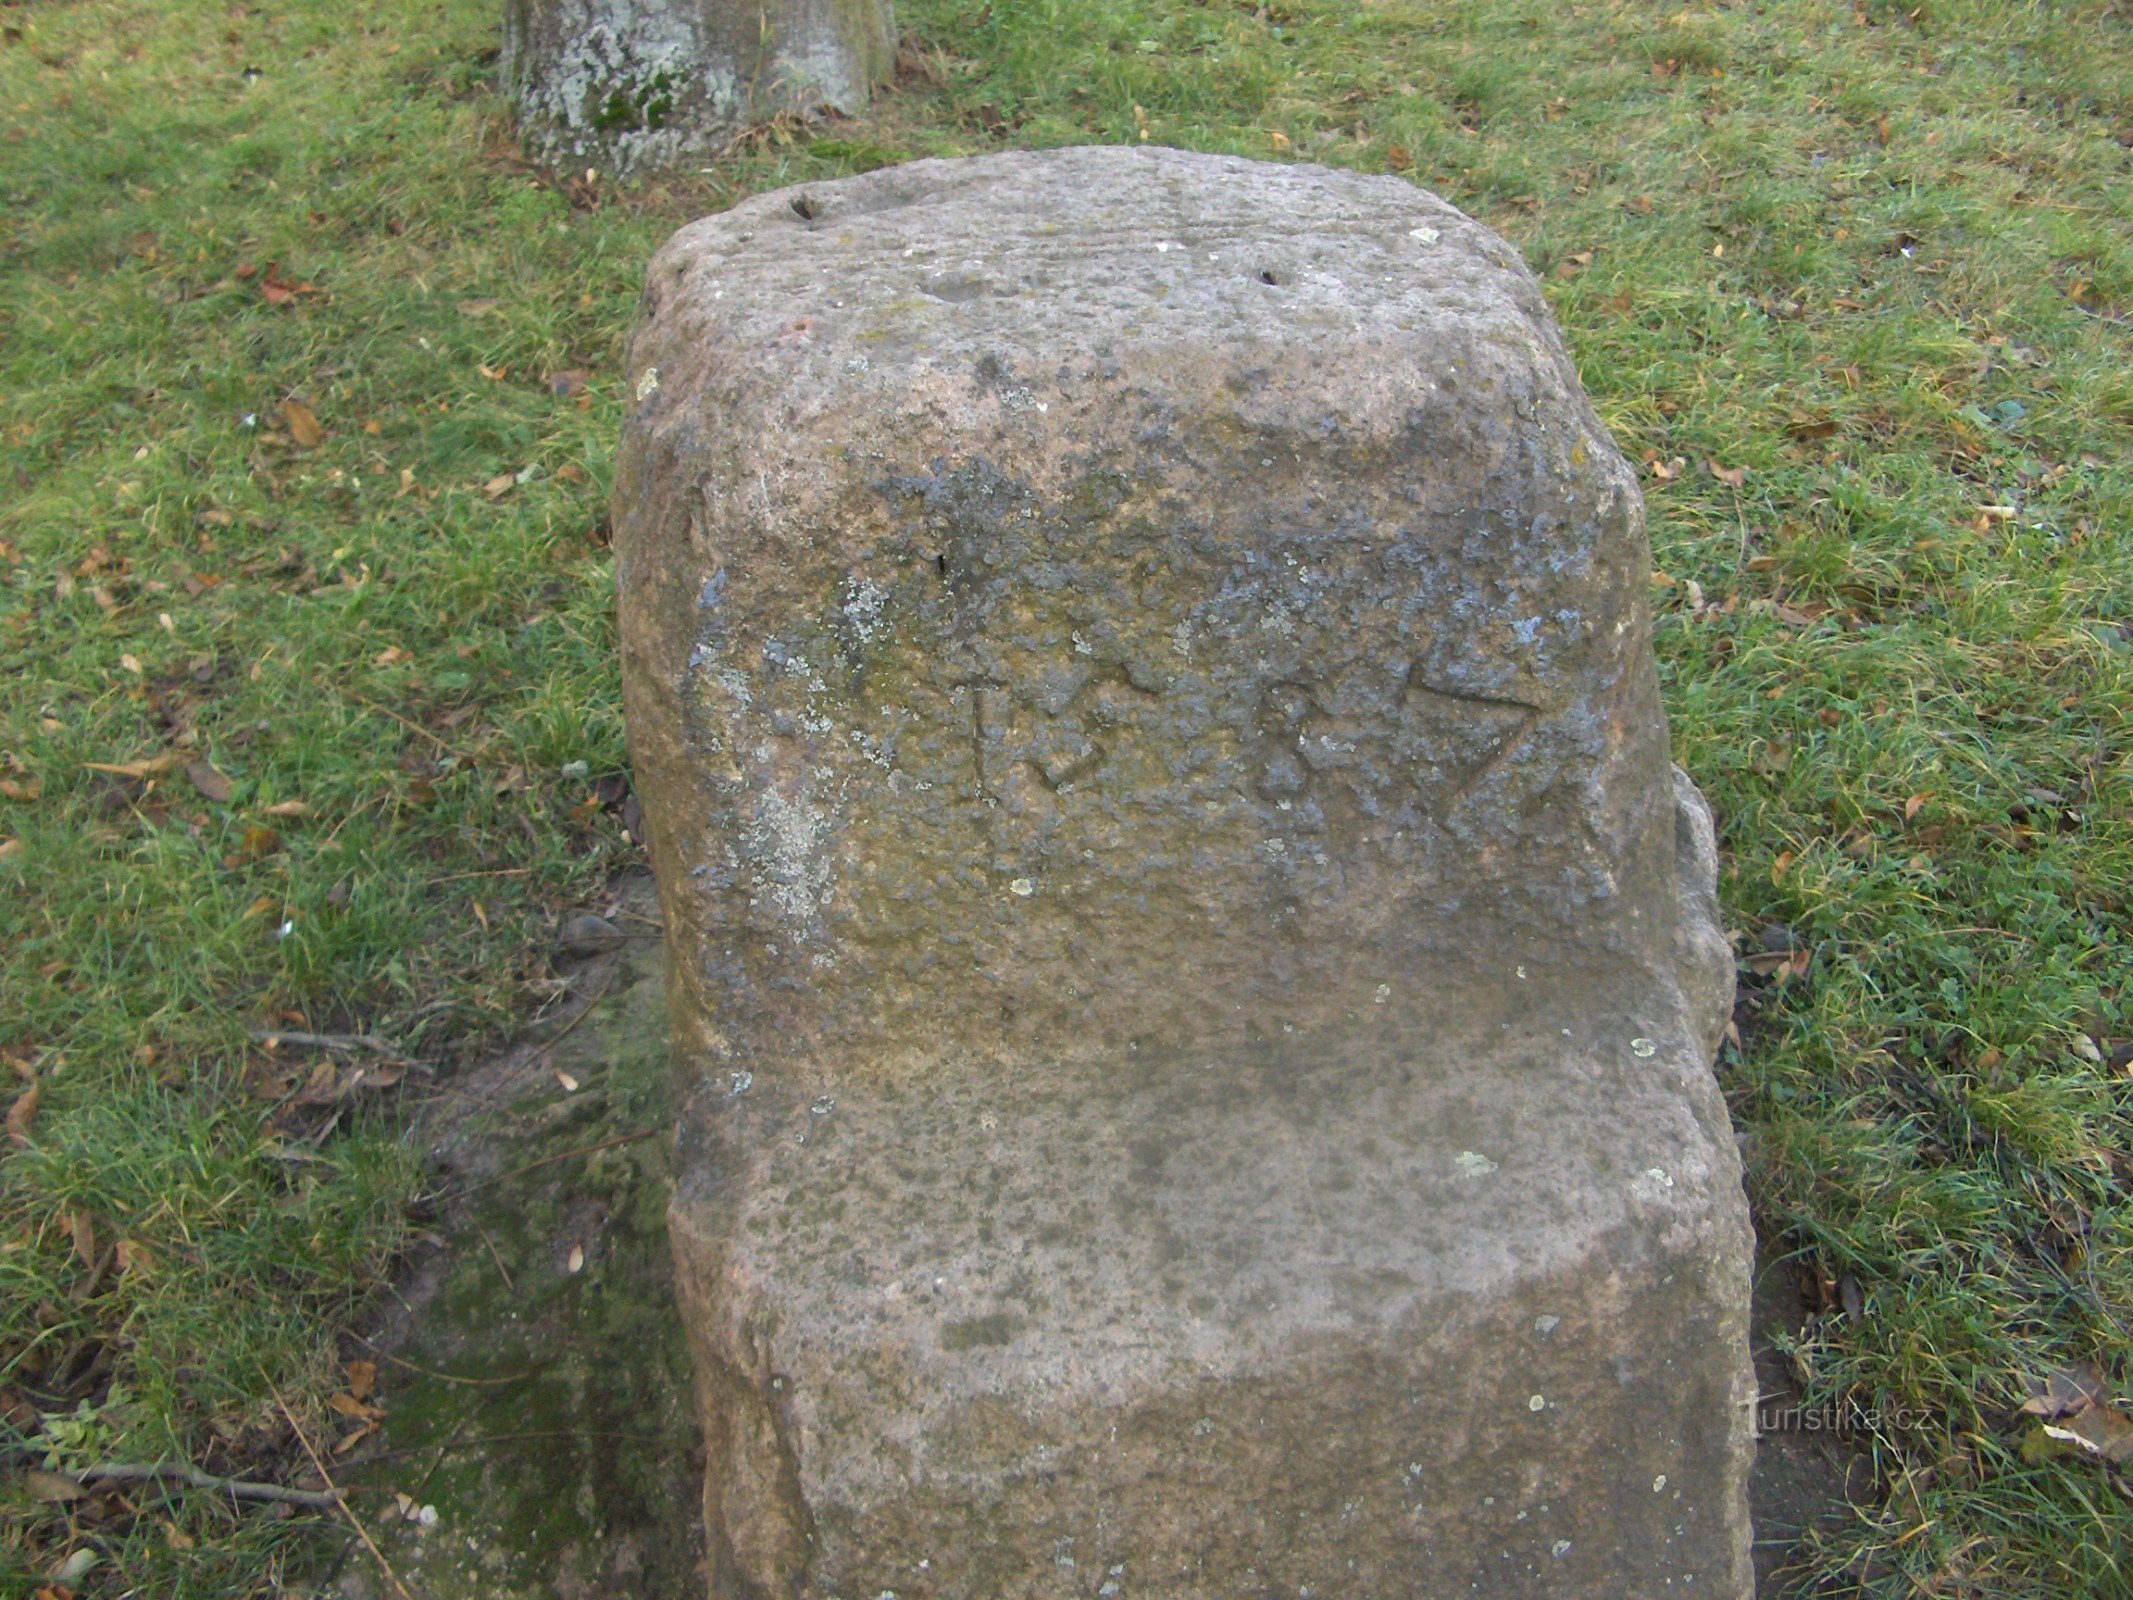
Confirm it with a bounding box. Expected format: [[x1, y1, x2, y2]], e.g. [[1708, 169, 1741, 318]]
[[249, 1028, 410, 1060], [65, 1459, 343, 1511]]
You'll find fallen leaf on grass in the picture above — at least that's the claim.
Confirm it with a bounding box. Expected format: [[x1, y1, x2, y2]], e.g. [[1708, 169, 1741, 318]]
[[346, 1359, 377, 1401], [1743, 947, 1810, 983], [85, 752, 179, 780], [457, 297, 499, 318], [2044, 1400, 2133, 1464], [346, 1063, 404, 1093], [185, 761, 233, 802], [7, 1082, 39, 1146], [1644, 454, 1686, 483], [0, 776, 41, 801], [259, 263, 317, 306], [1708, 460, 1749, 489], [280, 399, 322, 449], [2022, 1364, 2107, 1420], [548, 368, 589, 397], [333, 1420, 378, 1455], [262, 798, 309, 819], [114, 1238, 154, 1274], [65, 1209, 95, 1268], [327, 1390, 383, 1422], [294, 1060, 341, 1105], [482, 473, 515, 499], [24, 1471, 85, 1503], [1905, 793, 1930, 821]]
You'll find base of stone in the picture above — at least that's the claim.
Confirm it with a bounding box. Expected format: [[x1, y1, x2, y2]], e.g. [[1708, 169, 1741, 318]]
[[670, 980, 1753, 1599]]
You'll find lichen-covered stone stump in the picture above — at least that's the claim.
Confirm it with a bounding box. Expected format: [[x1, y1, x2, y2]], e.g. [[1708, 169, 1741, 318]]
[[615, 147, 1755, 1598], [502, 0, 894, 174]]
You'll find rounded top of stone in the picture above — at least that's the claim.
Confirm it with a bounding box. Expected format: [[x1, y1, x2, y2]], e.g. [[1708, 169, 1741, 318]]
[[640, 145, 1555, 366]]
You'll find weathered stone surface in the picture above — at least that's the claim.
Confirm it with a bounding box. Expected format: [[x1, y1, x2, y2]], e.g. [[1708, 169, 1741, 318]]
[[502, 0, 895, 173], [615, 147, 1754, 1598]]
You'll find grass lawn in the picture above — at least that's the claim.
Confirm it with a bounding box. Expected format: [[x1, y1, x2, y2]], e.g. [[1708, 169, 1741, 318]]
[[2, 0, 2130, 1592]]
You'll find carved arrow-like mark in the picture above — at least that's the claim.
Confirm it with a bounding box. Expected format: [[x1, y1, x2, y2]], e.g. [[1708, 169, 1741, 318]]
[[1401, 675, 1544, 804]]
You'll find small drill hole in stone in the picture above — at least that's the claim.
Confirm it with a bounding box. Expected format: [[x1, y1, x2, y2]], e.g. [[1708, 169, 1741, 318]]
[[1260, 269, 1281, 286], [791, 195, 819, 221]]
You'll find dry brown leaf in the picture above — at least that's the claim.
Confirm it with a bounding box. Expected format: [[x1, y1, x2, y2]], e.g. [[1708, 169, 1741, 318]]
[[259, 263, 317, 305], [6, 1083, 38, 1147], [0, 776, 41, 801], [332, 1419, 379, 1455], [2047, 1401, 2133, 1463], [2021, 1364, 2107, 1420], [66, 1208, 95, 1268], [281, 399, 322, 449], [1904, 793, 1930, 821], [115, 1238, 154, 1274], [548, 368, 590, 398], [1708, 460, 1749, 489], [24, 1471, 85, 1503], [185, 761, 233, 802], [457, 297, 499, 318], [346, 1358, 377, 1401], [482, 473, 515, 499], [263, 799, 310, 819], [85, 752, 180, 780], [1267, 129, 1292, 152], [327, 1390, 383, 1421]]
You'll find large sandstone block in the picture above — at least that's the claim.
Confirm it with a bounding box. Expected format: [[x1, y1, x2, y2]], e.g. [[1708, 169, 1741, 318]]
[[615, 147, 1754, 1598]]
